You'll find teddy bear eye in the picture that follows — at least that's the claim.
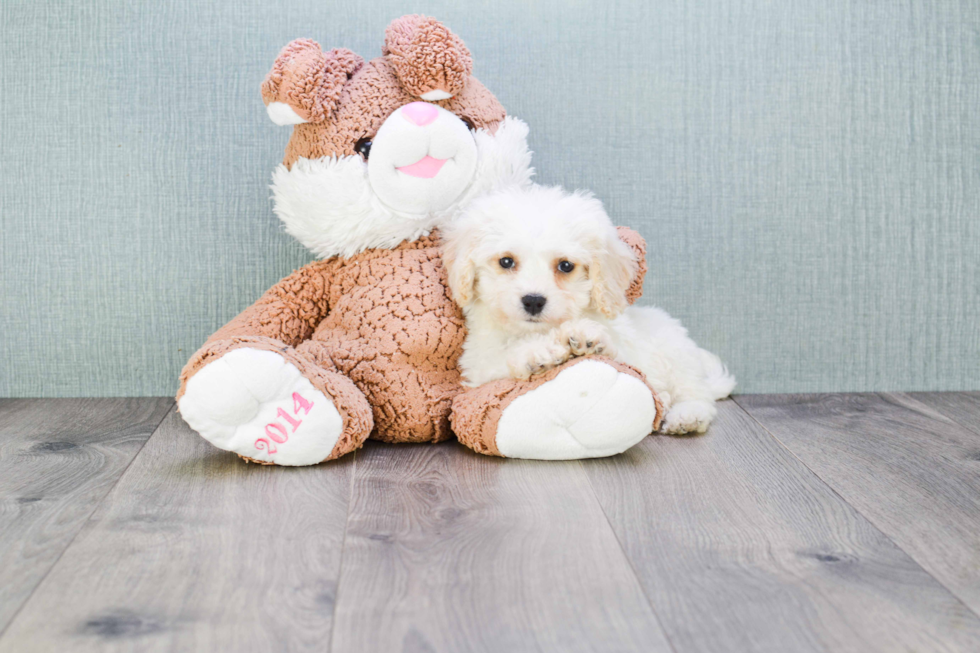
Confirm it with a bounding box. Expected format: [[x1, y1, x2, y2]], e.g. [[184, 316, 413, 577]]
[[499, 257, 515, 269], [355, 137, 373, 160], [557, 260, 575, 273]]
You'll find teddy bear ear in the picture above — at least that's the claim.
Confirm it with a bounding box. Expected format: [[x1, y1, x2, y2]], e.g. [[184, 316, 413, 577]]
[[262, 39, 363, 126], [383, 15, 473, 100]]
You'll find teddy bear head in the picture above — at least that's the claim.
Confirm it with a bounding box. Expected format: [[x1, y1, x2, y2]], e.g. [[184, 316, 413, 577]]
[[262, 15, 534, 259]]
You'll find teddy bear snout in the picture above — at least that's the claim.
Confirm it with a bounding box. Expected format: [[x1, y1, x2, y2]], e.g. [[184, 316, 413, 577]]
[[364, 102, 479, 214], [401, 102, 439, 127]]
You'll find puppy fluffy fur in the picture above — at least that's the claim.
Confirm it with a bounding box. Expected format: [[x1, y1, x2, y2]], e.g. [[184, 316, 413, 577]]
[[442, 185, 736, 435]]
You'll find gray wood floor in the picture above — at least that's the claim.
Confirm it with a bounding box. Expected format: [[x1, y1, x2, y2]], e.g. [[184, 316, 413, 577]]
[[0, 394, 978, 652]]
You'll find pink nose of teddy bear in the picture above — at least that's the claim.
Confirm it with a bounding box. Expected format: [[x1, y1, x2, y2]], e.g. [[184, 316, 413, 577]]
[[401, 102, 439, 126]]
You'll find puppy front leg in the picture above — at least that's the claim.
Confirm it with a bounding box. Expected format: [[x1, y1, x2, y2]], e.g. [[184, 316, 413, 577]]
[[559, 319, 616, 359], [507, 331, 571, 380]]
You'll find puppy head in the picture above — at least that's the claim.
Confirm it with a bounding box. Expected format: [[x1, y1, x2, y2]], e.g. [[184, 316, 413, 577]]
[[442, 185, 637, 331]]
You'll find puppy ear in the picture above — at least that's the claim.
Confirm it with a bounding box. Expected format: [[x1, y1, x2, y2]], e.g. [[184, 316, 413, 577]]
[[590, 231, 638, 319], [383, 15, 473, 100], [262, 39, 363, 125], [441, 231, 478, 307]]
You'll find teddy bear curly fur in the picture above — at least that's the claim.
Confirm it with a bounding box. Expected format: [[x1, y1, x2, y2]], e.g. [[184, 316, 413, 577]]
[[176, 15, 663, 465]]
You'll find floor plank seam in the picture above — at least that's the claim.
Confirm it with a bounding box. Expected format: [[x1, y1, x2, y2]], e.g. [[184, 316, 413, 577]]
[[327, 447, 357, 653], [0, 400, 176, 643], [908, 392, 980, 439], [579, 459, 680, 653], [732, 395, 980, 623]]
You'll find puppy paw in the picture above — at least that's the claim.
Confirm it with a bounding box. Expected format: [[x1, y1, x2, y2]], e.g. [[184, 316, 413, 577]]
[[559, 319, 615, 358], [661, 400, 716, 435], [507, 335, 570, 380]]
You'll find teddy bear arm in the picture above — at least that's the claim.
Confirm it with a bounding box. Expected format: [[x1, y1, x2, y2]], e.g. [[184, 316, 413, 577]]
[[616, 226, 648, 305], [217, 260, 334, 343]]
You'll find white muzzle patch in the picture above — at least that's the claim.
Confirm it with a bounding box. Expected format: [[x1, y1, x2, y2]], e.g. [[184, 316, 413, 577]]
[[270, 116, 534, 259], [367, 104, 478, 214]]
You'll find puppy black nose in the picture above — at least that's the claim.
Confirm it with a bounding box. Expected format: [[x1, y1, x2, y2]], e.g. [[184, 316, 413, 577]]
[[521, 294, 547, 316]]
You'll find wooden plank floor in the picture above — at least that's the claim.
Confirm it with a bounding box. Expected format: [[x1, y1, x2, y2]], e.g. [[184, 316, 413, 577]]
[[1, 394, 979, 652], [735, 393, 980, 617], [0, 399, 172, 633], [584, 400, 980, 653]]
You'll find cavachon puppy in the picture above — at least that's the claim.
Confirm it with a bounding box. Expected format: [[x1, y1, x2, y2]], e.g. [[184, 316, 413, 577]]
[[442, 185, 737, 434]]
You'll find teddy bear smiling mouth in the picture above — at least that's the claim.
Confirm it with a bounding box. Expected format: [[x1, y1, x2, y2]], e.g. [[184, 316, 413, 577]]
[[396, 155, 451, 179]]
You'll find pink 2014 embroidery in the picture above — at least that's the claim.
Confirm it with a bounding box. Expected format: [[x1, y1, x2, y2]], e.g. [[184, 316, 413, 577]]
[[254, 392, 314, 455]]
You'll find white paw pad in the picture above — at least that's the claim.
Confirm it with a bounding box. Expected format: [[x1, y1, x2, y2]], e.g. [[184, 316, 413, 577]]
[[661, 400, 716, 435], [178, 348, 343, 466], [495, 360, 655, 460]]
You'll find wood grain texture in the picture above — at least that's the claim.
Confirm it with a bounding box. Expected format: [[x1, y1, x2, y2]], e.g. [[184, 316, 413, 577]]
[[0, 407, 353, 653], [737, 392, 980, 618], [583, 400, 980, 653], [912, 392, 980, 438], [330, 440, 672, 653], [0, 398, 172, 635]]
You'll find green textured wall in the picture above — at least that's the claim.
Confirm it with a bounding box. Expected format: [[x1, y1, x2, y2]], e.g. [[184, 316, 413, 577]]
[[1, 0, 978, 396]]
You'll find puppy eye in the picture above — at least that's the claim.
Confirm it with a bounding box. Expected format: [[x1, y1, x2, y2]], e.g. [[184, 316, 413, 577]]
[[354, 137, 373, 160], [499, 257, 515, 269], [557, 260, 575, 273]]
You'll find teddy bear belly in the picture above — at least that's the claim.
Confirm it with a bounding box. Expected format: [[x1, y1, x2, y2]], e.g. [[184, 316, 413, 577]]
[[308, 295, 466, 443], [349, 355, 461, 443]]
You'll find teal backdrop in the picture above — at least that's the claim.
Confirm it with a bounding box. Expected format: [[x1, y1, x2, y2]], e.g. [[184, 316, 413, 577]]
[[1, 0, 978, 396]]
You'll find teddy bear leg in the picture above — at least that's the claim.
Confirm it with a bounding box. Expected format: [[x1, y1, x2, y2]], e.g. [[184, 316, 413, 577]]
[[178, 346, 373, 466], [451, 357, 663, 460]]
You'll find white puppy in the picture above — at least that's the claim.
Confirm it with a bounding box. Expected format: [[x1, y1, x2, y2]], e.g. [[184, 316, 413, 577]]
[[442, 185, 736, 435]]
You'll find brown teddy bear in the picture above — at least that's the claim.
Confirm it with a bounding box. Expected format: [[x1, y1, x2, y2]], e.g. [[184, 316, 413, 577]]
[[176, 15, 663, 465]]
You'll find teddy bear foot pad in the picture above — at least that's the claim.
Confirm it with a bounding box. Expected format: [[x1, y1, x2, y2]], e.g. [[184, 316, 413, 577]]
[[494, 360, 656, 460], [178, 348, 343, 466]]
